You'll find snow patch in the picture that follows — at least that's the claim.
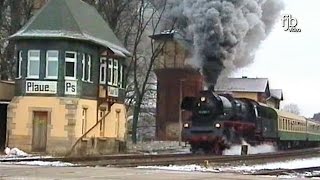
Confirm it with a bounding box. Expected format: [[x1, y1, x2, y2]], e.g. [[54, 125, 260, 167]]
[[15, 161, 74, 167], [2, 160, 74, 167], [4, 147, 29, 157], [219, 157, 320, 173], [137, 164, 219, 173], [1, 147, 52, 161]]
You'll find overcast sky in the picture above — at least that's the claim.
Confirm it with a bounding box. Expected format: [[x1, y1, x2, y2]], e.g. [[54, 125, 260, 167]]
[[233, 0, 320, 117]]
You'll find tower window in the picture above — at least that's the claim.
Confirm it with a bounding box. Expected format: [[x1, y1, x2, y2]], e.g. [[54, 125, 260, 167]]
[[27, 50, 40, 78], [108, 58, 113, 85], [46, 50, 59, 79], [82, 54, 92, 82], [65, 51, 77, 79], [100, 57, 107, 84], [113, 59, 118, 86], [16, 51, 22, 78]]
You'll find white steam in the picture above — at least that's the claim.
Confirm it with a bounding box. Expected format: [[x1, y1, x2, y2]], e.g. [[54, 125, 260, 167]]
[[223, 141, 276, 155], [166, 0, 284, 86]]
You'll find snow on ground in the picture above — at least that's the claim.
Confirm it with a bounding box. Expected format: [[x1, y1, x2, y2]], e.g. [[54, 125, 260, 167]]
[[219, 157, 320, 173], [4, 147, 29, 157], [0, 147, 52, 161], [0, 147, 74, 167], [138, 164, 219, 172], [138, 157, 320, 178], [2, 160, 75, 167], [0, 155, 53, 161]]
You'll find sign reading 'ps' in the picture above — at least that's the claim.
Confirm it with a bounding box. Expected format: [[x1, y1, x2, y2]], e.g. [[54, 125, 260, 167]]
[[65, 81, 77, 95]]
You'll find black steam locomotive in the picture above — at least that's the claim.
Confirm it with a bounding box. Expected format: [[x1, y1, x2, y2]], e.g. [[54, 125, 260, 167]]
[[181, 90, 320, 154]]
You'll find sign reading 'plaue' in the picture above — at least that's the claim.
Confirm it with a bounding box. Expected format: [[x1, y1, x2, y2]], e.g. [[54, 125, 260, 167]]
[[26, 81, 57, 94]]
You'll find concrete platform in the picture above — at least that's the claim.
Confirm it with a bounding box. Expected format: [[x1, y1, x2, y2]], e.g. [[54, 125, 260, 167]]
[[0, 165, 279, 179]]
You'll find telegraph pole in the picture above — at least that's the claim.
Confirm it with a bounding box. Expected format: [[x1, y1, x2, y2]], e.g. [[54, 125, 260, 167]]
[[178, 79, 185, 146]]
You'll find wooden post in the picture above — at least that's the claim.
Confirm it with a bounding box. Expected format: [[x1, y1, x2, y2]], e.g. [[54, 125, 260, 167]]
[[241, 145, 248, 155]]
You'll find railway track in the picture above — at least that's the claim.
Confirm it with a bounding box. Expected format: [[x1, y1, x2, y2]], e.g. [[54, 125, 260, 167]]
[[251, 166, 320, 177], [1, 148, 320, 167]]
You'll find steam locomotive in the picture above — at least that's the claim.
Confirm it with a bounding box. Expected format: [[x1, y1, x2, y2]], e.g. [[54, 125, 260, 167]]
[[181, 90, 320, 154]]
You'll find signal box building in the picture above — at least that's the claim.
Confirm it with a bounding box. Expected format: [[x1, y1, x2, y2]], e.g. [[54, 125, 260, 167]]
[[214, 77, 283, 109], [7, 0, 130, 155]]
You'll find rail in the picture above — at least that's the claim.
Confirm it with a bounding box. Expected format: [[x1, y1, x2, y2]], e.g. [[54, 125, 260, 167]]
[[2, 147, 320, 168]]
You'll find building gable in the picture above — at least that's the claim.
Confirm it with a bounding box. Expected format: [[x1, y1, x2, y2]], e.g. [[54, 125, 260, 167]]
[[10, 0, 130, 57], [215, 77, 269, 93]]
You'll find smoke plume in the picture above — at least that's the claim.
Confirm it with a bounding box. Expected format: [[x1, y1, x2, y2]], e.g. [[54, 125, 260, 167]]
[[166, 0, 284, 87]]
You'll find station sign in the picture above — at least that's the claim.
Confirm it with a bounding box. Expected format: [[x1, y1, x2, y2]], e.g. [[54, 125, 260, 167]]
[[108, 86, 119, 97], [65, 81, 77, 95], [26, 81, 57, 94]]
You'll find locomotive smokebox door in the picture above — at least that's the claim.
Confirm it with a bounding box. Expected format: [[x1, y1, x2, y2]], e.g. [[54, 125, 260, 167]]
[[181, 97, 196, 111], [241, 145, 248, 155]]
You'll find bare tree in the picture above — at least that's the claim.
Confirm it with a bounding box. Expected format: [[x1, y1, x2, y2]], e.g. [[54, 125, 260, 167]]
[[82, 0, 133, 40], [127, 0, 169, 143], [0, 0, 34, 80], [282, 103, 301, 115]]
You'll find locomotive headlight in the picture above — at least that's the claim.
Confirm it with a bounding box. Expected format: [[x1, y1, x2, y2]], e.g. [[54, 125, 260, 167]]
[[200, 97, 206, 102], [183, 123, 190, 128], [215, 123, 221, 128]]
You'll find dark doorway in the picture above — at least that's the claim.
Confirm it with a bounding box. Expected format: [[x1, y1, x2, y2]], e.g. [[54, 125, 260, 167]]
[[0, 104, 8, 150], [32, 111, 48, 152]]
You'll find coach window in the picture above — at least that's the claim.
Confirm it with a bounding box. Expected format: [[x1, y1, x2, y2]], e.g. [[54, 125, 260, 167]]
[[293, 121, 295, 131], [279, 119, 282, 130], [65, 51, 77, 80], [27, 50, 40, 78], [46, 50, 59, 79], [299, 123, 301, 131]]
